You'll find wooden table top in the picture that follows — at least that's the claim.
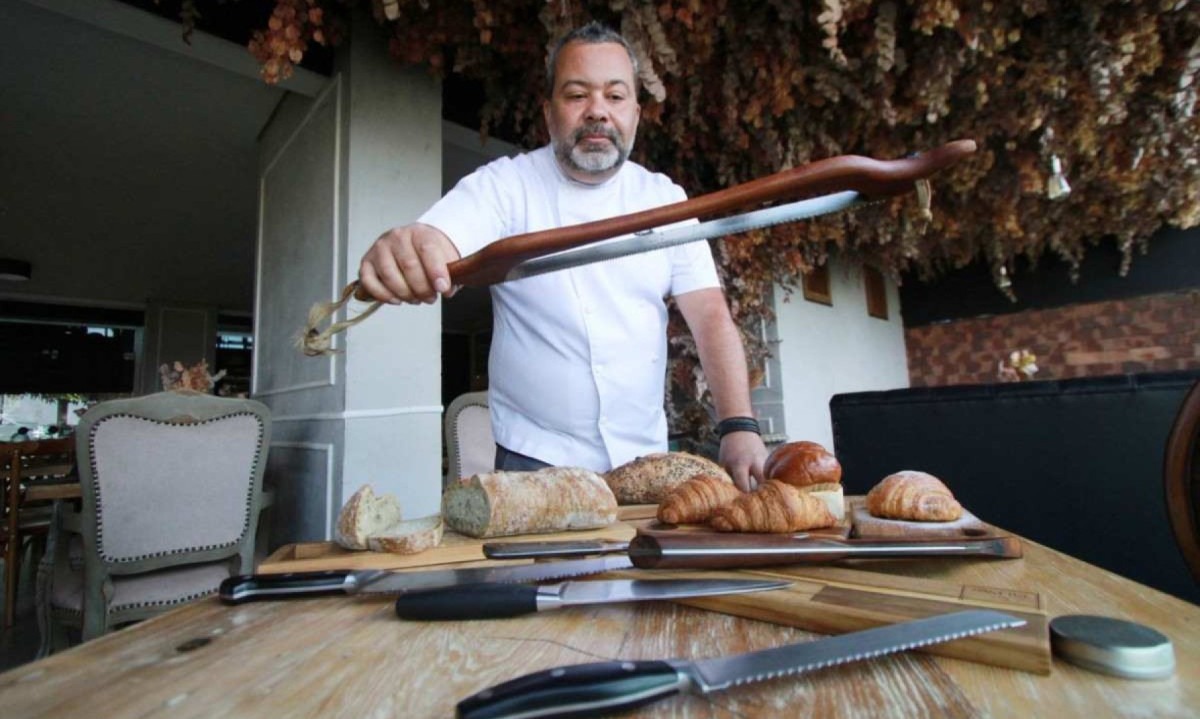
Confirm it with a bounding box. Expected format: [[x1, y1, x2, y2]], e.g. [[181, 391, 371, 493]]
[[0, 529, 1195, 718]]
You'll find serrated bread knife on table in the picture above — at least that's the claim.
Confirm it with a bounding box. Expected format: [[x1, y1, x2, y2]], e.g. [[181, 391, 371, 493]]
[[217, 555, 634, 604], [456, 609, 1025, 719]]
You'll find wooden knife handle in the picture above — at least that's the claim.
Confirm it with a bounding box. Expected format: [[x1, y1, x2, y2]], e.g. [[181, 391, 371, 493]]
[[350, 139, 976, 298]]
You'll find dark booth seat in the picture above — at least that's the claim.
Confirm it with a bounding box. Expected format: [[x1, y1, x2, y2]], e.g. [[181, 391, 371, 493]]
[[830, 370, 1200, 605]]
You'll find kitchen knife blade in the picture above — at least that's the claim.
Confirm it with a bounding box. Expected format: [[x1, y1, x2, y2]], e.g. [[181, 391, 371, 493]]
[[217, 555, 634, 604], [456, 609, 1025, 719], [483, 539, 631, 560], [483, 533, 1021, 566], [505, 191, 864, 282], [628, 533, 1023, 569], [393, 578, 790, 621]]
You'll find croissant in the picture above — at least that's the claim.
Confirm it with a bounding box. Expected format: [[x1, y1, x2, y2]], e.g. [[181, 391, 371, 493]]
[[866, 470, 963, 522], [710, 480, 836, 533], [656, 474, 741, 525]]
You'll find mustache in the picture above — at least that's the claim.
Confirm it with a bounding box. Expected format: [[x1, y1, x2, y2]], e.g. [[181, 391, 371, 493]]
[[571, 124, 620, 145]]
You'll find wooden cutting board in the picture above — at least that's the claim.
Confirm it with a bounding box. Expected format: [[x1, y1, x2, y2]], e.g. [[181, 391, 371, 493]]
[[608, 563, 1050, 675], [849, 496, 1001, 538]]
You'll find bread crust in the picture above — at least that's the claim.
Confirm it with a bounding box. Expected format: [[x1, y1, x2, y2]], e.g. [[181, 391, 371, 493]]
[[656, 473, 742, 525], [764, 441, 842, 489], [605, 452, 732, 504], [367, 516, 444, 554], [866, 470, 963, 522], [336, 485, 403, 550], [710, 480, 836, 533], [442, 466, 618, 538]]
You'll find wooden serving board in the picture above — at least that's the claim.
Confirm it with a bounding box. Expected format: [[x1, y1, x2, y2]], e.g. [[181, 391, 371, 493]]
[[258, 522, 637, 574], [849, 496, 1000, 539], [606, 563, 1050, 675]]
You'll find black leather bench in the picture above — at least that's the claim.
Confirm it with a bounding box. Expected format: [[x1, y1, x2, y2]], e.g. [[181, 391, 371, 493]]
[[830, 370, 1200, 604]]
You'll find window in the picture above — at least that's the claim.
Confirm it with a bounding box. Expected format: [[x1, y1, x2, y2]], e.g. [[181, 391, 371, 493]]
[[802, 264, 832, 305], [864, 265, 889, 320]]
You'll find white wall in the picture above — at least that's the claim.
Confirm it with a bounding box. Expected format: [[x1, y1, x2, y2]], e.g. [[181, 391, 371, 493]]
[[773, 256, 910, 450]]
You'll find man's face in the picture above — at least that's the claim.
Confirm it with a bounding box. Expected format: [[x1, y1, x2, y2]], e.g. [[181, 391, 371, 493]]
[[543, 41, 641, 184]]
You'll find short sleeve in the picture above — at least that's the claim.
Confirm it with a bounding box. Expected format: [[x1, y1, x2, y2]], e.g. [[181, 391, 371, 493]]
[[418, 157, 516, 258]]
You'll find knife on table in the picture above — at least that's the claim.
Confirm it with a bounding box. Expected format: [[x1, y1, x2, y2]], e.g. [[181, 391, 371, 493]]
[[483, 532, 1022, 568], [456, 609, 1026, 719], [217, 555, 634, 604], [393, 578, 790, 621]]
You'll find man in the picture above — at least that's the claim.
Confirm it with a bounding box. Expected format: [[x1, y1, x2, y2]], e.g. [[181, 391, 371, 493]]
[[358, 22, 768, 491]]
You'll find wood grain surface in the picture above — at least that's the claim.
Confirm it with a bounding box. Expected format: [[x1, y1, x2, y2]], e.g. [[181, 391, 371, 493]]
[[849, 497, 995, 539]]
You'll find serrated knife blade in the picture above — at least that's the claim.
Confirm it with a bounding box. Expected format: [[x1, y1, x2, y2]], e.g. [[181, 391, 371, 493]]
[[218, 555, 634, 604], [455, 610, 1025, 719]]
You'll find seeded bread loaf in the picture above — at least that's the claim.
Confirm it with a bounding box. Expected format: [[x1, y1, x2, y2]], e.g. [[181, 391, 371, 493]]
[[335, 484, 404, 550], [367, 516, 444, 554], [442, 466, 618, 538], [604, 452, 733, 504]]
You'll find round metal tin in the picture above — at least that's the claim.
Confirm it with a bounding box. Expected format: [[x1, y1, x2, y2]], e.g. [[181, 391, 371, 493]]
[[1050, 614, 1175, 680]]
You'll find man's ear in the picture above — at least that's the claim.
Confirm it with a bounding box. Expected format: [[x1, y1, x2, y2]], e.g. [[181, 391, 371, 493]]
[[542, 99, 551, 128]]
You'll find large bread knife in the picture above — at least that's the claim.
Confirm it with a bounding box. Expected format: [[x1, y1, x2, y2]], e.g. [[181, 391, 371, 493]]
[[456, 609, 1025, 718], [218, 555, 633, 604], [482, 533, 1022, 567]]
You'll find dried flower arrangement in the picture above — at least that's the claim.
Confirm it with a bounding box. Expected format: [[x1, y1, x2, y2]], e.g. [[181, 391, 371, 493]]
[[198, 0, 1198, 437], [159, 360, 227, 394]]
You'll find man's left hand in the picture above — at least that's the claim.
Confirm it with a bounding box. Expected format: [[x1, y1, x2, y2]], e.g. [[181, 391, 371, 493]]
[[719, 432, 769, 492]]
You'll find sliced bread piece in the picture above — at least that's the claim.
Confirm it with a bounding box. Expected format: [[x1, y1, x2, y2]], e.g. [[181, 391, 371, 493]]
[[367, 516, 444, 555], [335, 484, 404, 550]]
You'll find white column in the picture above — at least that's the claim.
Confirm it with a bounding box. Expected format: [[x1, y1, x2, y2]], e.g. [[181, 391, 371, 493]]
[[253, 9, 442, 545]]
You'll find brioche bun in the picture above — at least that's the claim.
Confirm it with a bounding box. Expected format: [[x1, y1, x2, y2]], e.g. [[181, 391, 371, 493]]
[[763, 441, 842, 489]]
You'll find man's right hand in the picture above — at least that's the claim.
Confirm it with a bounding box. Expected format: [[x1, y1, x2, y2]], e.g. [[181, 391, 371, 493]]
[[358, 223, 461, 304]]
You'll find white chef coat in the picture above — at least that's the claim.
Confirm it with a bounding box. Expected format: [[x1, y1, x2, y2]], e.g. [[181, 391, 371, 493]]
[[420, 145, 720, 471]]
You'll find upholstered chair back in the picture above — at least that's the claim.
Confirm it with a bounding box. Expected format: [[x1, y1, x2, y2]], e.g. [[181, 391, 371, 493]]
[[38, 390, 271, 653], [87, 412, 263, 565]]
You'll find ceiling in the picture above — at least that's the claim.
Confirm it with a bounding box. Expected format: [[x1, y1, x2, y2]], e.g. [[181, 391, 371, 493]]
[[0, 0, 496, 331]]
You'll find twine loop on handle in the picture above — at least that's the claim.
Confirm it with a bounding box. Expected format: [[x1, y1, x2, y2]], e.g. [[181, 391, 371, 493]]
[[298, 281, 383, 357]]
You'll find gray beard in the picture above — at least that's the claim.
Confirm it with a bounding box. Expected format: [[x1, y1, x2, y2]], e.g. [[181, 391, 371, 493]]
[[554, 125, 632, 177]]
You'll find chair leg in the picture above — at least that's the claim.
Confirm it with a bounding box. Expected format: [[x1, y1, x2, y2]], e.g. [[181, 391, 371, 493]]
[[4, 536, 18, 628]]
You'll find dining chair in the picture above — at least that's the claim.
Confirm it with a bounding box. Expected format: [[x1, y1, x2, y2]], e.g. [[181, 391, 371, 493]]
[[444, 390, 494, 488], [2, 436, 76, 628], [35, 390, 271, 655], [1164, 379, 1200, 585]]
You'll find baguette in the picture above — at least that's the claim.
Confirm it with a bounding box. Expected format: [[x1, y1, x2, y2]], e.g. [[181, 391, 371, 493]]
[[605, 452, 732, 504], [442, 466, 618, 538]]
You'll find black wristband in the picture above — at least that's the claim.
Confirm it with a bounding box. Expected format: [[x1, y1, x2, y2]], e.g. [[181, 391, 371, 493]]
[[716, 416, 760, 438]]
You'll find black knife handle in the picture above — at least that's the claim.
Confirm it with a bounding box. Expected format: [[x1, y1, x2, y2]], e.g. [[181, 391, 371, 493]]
[[394, 582, 539, 620], [456, 660, 686, 719], [218, 570, 353, 604]]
